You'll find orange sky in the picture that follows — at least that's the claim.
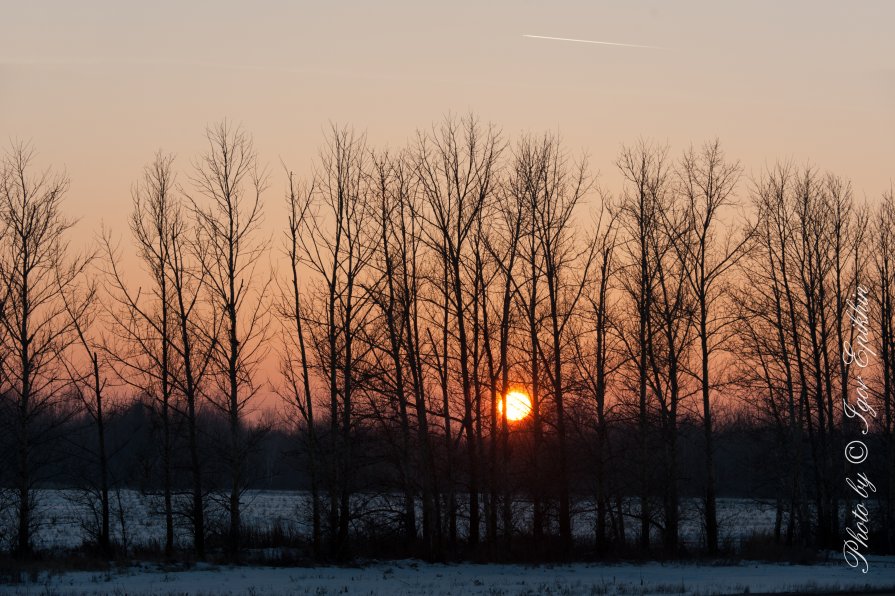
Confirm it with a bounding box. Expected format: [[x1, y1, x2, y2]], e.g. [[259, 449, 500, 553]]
[[3, 1, 893, 228], [2, 0, 893, 410]]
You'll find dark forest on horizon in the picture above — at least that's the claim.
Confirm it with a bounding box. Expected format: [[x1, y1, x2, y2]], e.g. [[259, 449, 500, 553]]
[[0, 114, 893, 564]]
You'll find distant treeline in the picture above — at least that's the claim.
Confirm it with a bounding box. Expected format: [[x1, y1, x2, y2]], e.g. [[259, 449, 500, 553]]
[[0, 115, 892, 562], [3, 399, 891, 556]]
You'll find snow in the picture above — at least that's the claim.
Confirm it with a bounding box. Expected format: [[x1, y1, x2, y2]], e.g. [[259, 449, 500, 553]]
[[3, 490, 891, 595], [5, 558, 895, 596], [1, 489, 784, 552]]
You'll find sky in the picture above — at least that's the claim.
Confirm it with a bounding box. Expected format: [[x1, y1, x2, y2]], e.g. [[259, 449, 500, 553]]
[[2, 0, 893, 237], [2, 0, 894, 407]]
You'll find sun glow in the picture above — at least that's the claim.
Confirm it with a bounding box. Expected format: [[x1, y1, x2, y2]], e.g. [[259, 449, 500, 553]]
[[499, 390, 532, 422]]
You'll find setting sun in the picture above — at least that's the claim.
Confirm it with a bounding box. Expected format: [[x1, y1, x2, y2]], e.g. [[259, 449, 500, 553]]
[[499, 390, 532, 422]]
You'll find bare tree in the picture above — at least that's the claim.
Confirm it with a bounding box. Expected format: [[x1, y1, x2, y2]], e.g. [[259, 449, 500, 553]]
[[101, 155, 217, 558], [367, 150, 418, 546], [391, 153, 437, 556], [0, 142, 89, 556], [59, 267, 117, 556], [741, 162, 821, 546], [102, 152, 179, 557], [509, 134, 550, 545], [674, 139, 748, 553], [168, 195, 217, 558], [298, 124, 375, 558], [875, 188, 895, 552], [646, 186, 691, 555], [571, 204, 619, 552], [189, 121, 272, 558], [530, 134, 594, 552], [481, 171, 525, 550], [4, 118, 891, 564], [415, 114, 503, 548], [278, 171, 322, 555], [616, 140, 672, 551]]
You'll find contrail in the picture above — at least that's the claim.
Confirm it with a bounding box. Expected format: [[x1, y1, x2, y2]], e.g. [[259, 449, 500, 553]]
[[523, 34, 663, 50]]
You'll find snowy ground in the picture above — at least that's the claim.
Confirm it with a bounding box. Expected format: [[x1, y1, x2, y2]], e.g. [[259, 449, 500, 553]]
[[5, 489, 886, 595], [0, 489, 781, 552], [4, 558, 895, 595]]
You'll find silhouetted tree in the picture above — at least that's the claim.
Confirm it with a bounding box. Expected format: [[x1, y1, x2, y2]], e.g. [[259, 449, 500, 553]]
[[674, 139, 748, 553], [102, 152, 179, 557], [190, 121, 272, 558], [0, 142, 89, 557]]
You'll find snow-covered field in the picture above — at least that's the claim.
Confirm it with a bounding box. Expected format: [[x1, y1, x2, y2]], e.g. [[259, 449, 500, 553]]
[[1, 490, 890, 595], [0, 489, 310, 552], [0, 489, 781, 552], [5, 558, 895, 595]]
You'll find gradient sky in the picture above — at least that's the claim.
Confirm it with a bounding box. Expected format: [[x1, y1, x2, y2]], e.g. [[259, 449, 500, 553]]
[[2, 1, 893, 411], [2, 0, 894, 242]]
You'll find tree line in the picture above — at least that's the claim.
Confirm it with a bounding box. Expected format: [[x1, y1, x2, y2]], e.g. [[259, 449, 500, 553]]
[[0, 115, 892, 562]]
